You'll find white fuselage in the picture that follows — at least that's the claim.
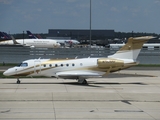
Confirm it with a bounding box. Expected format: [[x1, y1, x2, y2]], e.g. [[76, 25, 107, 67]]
[[36, 58, 99, 77], [0, 39, 60, 48]]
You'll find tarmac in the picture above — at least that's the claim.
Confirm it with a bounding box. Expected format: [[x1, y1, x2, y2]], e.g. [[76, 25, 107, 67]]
[[0, 67, 160, 120]]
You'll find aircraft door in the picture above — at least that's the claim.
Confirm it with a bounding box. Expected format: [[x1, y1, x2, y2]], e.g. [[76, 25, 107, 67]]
[[34, 60, 41, 75]]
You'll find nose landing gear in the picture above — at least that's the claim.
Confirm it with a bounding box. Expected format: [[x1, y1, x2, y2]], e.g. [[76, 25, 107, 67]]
[[17, 78, 21, 84]]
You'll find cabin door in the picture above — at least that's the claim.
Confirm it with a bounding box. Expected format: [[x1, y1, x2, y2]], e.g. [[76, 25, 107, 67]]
[[34, 60, 41, 75]]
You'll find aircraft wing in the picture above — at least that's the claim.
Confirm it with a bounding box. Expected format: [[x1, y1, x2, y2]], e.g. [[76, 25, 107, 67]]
[[56, 70, 102, 79]]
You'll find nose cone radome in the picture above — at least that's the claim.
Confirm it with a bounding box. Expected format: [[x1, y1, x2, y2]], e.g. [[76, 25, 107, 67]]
[[3, 70, 9, 76], [3, 69, 13, 76]]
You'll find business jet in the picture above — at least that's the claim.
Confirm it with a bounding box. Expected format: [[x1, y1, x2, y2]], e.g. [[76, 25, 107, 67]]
[[3, 36, 154, 84], [0, 33, 60, 48]]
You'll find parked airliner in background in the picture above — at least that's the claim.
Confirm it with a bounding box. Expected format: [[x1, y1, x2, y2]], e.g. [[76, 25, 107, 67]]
[[3, 36, 154, 84], [55, 39, 80, 45], [0, 32, 60, 48], [26, 30, 80, 47]]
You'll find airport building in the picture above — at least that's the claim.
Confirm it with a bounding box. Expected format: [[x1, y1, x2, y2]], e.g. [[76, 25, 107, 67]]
[[48, 29, 115, 40], [48, 29, 160, 45]]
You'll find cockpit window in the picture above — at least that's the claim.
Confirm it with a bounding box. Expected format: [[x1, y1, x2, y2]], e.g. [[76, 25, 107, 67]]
[[18, 62, 28, 67]]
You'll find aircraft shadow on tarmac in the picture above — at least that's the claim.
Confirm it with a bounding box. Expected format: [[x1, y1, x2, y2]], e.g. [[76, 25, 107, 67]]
[[3, 81, 101, 87], [3, 72, 152, 87], [4, 81, 148, 88]]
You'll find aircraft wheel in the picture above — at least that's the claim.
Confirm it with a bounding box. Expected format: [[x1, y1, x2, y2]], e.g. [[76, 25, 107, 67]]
[[17, 79, 21, 84], [82, 79, 88, 85], [78, 78, 88, 85]]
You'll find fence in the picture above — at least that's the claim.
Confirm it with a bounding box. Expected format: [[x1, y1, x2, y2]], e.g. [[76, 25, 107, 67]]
[[0, 45, 160, 64]]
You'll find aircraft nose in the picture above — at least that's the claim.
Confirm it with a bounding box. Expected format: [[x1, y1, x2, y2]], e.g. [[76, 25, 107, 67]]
[[3, 70, 9, 76], [3, 68, 14, 76]]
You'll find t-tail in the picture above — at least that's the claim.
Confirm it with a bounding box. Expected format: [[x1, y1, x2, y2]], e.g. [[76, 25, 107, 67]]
[[108, 36, 155, 62]]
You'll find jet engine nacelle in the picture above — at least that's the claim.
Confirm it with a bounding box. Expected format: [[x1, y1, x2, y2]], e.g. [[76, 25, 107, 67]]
[[97, 58, 124, 68], [30, 45, 35, 48]]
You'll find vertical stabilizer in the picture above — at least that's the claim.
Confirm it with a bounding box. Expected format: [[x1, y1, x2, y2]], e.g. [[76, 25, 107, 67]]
[[26, 30, 38, 39], [108, 36, 154, 61]]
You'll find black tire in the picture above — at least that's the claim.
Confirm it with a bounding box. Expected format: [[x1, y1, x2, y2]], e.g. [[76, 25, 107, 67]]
[[17, 80, 20, 84], [82, 80, 87, 85]]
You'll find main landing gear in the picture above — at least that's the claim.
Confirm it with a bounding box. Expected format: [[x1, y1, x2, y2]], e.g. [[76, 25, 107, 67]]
[[78, 78, 88, 85], [17, 78, 21, 84]]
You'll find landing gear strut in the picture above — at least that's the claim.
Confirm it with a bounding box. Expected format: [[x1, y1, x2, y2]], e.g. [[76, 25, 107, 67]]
[[82, 79, 87, 85], [17, 78, 21, 84], [78, 78, 88, 85]]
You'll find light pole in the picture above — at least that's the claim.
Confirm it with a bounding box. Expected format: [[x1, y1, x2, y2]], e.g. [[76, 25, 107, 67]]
[[90, 0, 92, 48], [23, 31, 24, 45]]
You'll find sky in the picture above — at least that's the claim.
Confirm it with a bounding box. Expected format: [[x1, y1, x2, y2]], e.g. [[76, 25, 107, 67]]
[[0, 0, 160, 34]]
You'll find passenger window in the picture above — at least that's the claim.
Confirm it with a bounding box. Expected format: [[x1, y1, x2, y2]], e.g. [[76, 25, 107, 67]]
[[66, 64, 69, 67], [80, 63, 83, 66], [55, 64, 58, 67], [72, 63, 75, 66], [61, 64, 63, 67], [49, 64, 52, 67], [43, 64, 46, 67]]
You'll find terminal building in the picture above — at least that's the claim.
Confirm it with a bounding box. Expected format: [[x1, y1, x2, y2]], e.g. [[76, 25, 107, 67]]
[[48, 29, 115, 40], [48, 29, 115, 46], [48, 29, 160, 45]]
